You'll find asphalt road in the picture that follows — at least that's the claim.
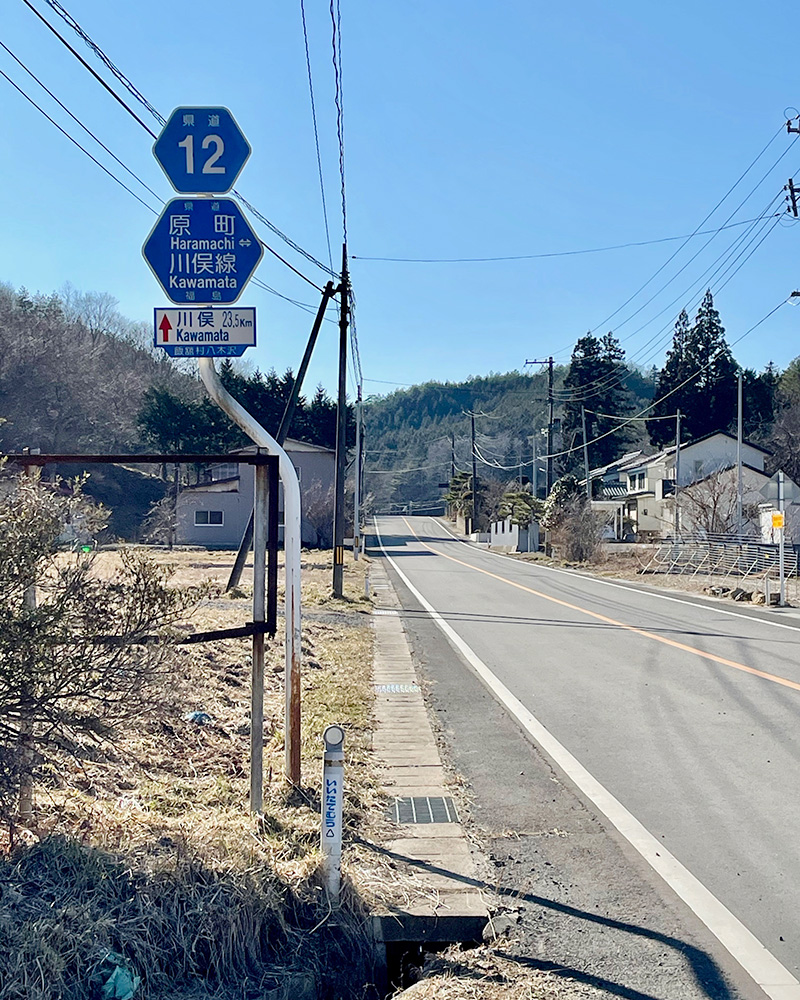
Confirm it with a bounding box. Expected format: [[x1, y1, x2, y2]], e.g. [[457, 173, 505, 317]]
[[372, 515, 800, 1000]]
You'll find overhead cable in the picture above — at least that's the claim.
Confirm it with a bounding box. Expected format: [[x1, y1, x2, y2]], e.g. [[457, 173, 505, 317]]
[[0, 66, 159, 214], [299, 0, 334, 271], [351, 216, 783, 263], [0, 39, 163, 203], [538, 300, 786, 462], [25, 0, 335, 282]]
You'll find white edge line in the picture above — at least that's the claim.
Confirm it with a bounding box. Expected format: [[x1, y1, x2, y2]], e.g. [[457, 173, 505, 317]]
[[431, 515, 800, 635], [373, 516, 800, 999]]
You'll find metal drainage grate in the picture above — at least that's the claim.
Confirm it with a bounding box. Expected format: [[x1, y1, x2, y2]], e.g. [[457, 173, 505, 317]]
[[373, 608, 400, 616], [389, 796, 459, 824], [373, 683, 420, 693]]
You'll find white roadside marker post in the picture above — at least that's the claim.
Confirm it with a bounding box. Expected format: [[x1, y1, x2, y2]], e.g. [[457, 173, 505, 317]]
[[321, 724, 345, 899]]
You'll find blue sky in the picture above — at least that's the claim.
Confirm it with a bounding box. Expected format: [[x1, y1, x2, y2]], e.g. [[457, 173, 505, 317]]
[[2, 0, 800, 398]]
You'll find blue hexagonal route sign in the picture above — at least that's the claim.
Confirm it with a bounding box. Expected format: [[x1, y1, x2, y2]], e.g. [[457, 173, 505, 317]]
[[153, 107, 251, 194], [142, 198, 264, 304]]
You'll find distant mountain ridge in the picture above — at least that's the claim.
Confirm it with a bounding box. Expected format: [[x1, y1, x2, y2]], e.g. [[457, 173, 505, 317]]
[[363, 367, 656, 512]]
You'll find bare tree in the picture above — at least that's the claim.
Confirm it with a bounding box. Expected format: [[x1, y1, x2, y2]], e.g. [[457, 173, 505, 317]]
[[0, 471, 208, 822], [302, 480, 334, 548], [679, 467, 762, 537]]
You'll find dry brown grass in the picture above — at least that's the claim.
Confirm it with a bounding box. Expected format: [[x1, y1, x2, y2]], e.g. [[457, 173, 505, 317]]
[[0, 547, 381, 999], [399, 946, 609, 999]]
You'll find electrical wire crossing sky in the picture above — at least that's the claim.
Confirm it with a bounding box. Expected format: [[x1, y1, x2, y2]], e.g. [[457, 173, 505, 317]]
[[1, 0, 800, 394]]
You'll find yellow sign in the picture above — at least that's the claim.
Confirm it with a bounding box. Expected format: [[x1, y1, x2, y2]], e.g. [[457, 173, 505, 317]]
[[772, 511, 785, 529]]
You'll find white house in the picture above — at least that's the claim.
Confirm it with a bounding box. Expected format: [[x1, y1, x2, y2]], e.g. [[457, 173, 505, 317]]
[[594, 432, 799, 542]]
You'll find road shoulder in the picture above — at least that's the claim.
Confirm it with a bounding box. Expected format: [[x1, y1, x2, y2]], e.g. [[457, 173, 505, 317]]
[[371, 526, 764, 1000]]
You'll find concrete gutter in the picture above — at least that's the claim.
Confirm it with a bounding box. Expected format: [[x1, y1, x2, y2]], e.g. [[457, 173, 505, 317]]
[[368, 558, 488, 947]]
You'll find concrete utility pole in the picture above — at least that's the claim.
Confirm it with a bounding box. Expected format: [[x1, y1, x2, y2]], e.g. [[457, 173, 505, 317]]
[[333, 244, 349, 598], [674, 409, 682, 538], [353, 386, 362, 560], [581, 405, 590, 500], [450, 432, 456, 481], [525, 357, 555, 493], [779, 470, 786, 607], [471, 411, 478, 533], [737, 371, 743, 538]]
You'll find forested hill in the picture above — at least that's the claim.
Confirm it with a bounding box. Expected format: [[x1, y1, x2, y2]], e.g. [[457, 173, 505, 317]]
[[0, 283, 342, 537], [363, 367, 657, 513]]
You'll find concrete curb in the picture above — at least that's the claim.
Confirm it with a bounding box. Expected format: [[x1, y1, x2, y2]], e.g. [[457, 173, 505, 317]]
[[368, 557, 488, 946]]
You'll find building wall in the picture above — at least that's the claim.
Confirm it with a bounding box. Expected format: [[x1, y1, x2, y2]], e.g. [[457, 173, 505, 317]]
[[175, 443, 335, 548]]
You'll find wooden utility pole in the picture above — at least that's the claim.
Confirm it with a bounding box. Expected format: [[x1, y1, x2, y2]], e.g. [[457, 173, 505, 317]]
[[333, 245, 349, 597]]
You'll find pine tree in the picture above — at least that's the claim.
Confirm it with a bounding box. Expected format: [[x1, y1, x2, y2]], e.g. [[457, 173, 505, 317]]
[[562, 331, 633, 471], [648, 292, 737, 447]]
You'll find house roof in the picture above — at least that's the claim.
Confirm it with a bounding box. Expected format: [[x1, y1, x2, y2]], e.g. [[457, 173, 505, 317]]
[[624, 431, 772, 474], [587, 450, 648, 480], [233, 438, 335, 456]]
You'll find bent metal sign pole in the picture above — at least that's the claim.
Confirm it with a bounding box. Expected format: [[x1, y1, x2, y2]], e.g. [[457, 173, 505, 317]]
[[144, 107, 303, 794]]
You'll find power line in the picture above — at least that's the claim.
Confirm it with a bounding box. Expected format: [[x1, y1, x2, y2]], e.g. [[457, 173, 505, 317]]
[[43, 0, 166, 126], [0, 39, 163, 204], [0, 65, 159, 214], [25, 0, 335, 283], [299, 0, 334, 271], [350, 216, 781, 263], [539, 300, 786, 462], [579, 124, 795, 345], [19, 0, 157, 136], [551, 189, 788, 404], [329, 0, 347, 244]]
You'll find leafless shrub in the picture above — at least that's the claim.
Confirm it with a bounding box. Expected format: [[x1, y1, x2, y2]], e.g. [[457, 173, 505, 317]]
[[0, 472, 208, 822], [302, 480, 334, 548]]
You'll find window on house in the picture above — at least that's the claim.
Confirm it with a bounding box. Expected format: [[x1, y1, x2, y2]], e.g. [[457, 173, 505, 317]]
[[209, 463, 238, 481], [694, 460, 704, 478], [638, 473, 646, 490], [195, 510, 224, 525]]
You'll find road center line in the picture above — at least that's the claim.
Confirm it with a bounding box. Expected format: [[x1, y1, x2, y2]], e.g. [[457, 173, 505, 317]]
[[375, 517, 800, 999], [435, 514, 800, 636], [402, 517, 800, 695]]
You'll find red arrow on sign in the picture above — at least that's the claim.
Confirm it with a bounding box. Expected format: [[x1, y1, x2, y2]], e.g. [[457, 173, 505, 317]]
[[159, 314, 172, 342]]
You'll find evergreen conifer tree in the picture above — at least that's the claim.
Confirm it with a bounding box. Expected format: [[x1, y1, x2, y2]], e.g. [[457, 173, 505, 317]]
[[648, 291, 737, 447], [562, 331, 632, 471]]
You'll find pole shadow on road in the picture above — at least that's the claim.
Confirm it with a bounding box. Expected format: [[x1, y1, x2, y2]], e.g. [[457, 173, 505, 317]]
[[389, 607, 775, 643], [356, 838, 734, 1000]]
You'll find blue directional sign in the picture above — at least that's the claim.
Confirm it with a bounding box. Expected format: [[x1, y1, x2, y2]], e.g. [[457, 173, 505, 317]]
[[142, 198, 264, 305], [154, 307, 256, 358], [153, 107, 251, 194]]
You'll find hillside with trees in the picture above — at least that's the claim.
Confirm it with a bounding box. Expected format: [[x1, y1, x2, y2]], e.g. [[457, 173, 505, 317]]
[[363, 360, 655, 515], [365, 290, 793, 525], [0, 284, 342, 537]]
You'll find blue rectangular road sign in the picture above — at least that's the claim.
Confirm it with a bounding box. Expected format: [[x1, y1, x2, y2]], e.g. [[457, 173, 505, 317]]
[[142, 198, 264, 304], [154, 306, 256, 358]]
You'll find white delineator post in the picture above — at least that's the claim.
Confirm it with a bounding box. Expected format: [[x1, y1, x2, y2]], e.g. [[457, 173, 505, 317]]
[[321, 724, 345, 898], [198, 358, 303, 786]]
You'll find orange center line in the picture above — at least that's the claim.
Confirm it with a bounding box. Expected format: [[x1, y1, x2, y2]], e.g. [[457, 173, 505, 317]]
[[401, 518, 800, 694]]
